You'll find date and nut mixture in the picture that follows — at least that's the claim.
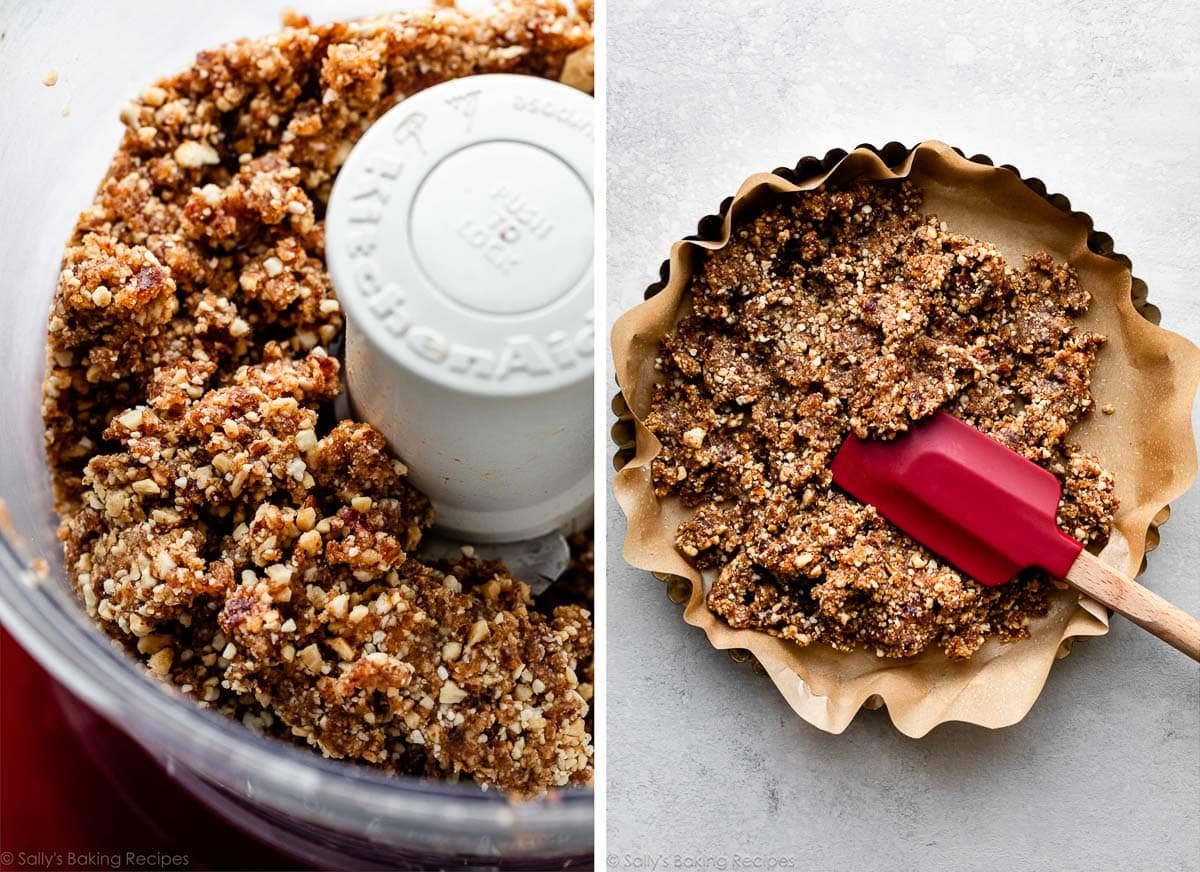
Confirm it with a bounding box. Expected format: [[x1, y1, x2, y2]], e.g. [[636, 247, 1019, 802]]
[[43, 1, 593, 796], [646, 180, 1118, 660]]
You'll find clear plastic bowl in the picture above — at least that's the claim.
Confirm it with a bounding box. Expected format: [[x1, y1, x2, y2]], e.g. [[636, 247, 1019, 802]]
[[0, 2, 593, 867]]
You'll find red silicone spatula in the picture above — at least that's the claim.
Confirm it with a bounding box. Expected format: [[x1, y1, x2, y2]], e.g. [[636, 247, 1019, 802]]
[[831, 411, 1200, 660]]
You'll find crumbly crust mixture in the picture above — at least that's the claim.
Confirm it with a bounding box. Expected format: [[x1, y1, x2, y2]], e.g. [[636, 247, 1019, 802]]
[[43, 1, 593, 796], [646, 181, 1118, 660]]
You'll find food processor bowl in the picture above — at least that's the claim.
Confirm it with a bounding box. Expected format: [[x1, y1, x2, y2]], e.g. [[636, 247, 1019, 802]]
[[0, 2, 593, 868]]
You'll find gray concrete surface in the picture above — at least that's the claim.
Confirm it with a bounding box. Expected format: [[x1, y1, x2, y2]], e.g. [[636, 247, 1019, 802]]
[[605, 2, 1200, 870]]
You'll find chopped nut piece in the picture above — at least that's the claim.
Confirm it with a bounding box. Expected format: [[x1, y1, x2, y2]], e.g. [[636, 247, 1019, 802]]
[[288, 505, 314, 533], [174, 140, 220, 168], [137, 634, 171, 655], [117, 408, 144, 430], [328, 636, 355, 662], [131, 479, 161, 496], [327, 593, 349, 619], [141, 85, 167, 106], [466, 618, 490, 649], [148, 648, 175, 675], [297, 643, 325, 675], [265, 564, 294, 584], [129, 613, 153, 637], [298, 529, 323, 554], [559, 44, 593, 92]]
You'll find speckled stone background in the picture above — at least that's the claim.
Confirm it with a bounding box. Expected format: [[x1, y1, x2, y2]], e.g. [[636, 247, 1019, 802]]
[[605, 2, 1200, 869]]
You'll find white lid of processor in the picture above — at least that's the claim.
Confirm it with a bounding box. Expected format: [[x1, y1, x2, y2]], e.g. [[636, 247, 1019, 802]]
[[324, 74, 594, 544], [326, 74, 594, 397]]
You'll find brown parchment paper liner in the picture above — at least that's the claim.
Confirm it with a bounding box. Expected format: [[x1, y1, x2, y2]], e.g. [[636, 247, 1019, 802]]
[[611, 141, 1200, 737]]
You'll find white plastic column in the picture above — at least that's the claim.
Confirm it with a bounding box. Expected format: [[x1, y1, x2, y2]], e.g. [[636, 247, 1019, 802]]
[[326, 75, 594, 542]]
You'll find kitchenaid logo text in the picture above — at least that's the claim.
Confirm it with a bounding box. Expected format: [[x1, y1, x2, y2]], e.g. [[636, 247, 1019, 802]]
[[457, 184, 555, 277], [338, 123, 590, 383]]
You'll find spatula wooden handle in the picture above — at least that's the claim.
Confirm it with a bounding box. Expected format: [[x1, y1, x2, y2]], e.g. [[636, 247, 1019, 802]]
[[1066, 549, 1200, 661]]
